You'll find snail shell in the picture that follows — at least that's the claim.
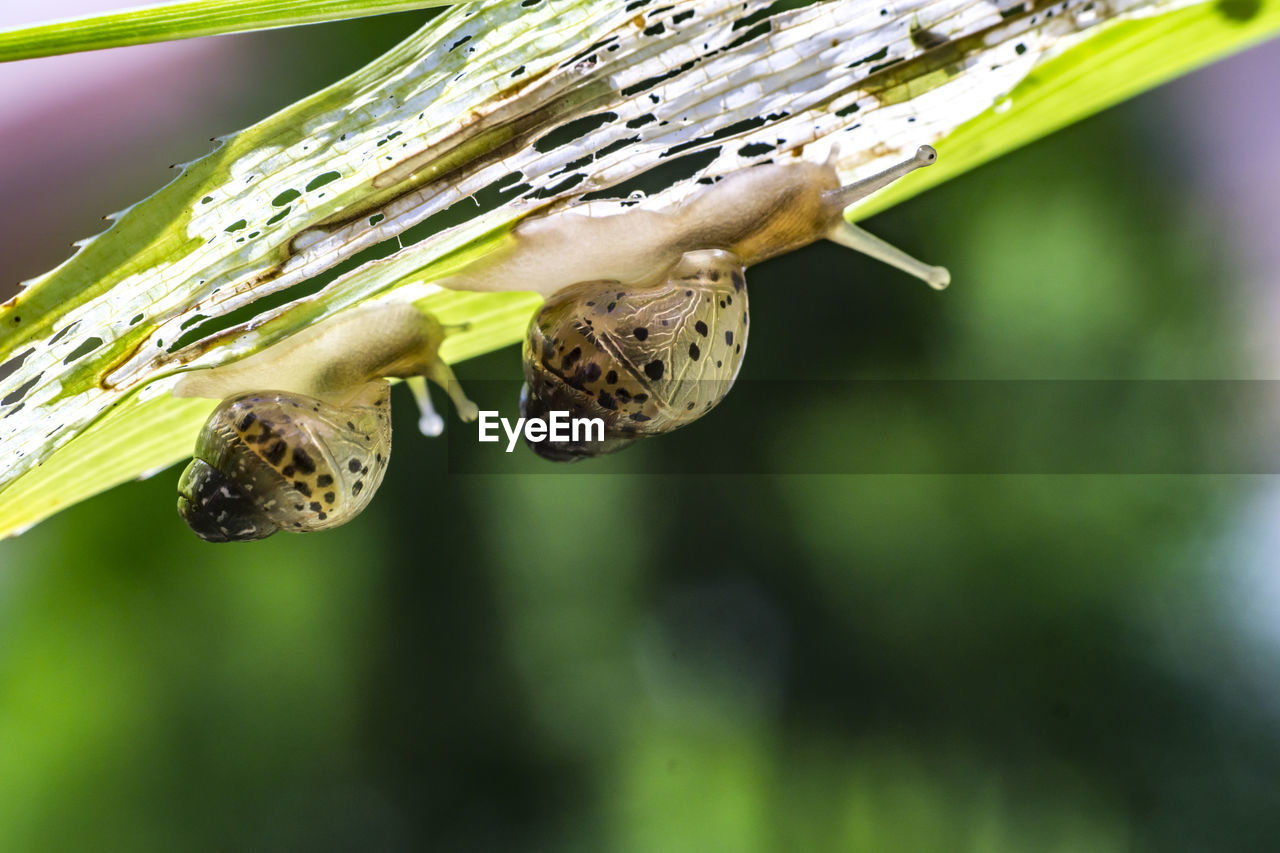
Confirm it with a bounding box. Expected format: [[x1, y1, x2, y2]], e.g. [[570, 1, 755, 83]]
[[521, 249, 747, 460], [177, 382, 390, 542]]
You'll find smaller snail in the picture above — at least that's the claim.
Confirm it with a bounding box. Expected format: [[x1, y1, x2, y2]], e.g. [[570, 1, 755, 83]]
[[172, 302, 476, 542], [466, 145, 946, 459]]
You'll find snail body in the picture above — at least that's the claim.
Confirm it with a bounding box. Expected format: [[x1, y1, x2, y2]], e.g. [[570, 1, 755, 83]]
[[487, 146, 950, 460], [435, 159, 837, 298], [436, 149, 947, 298], [173, 302, 475, 541], [172, 302, 454, 406]]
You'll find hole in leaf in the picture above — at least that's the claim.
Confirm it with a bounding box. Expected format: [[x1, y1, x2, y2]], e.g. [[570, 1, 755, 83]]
[[2, 374, 39, 406], [533, 112, 619, 153], [48, 324, 76, 345], [527, 173, 588, 199], [663, 117, 766, 158], [582, 148, 720, 201], [738, 142, 775, 157], [0, 348, 33, 382], [305, 171, 342, 191], [62, 337, 104, 364]]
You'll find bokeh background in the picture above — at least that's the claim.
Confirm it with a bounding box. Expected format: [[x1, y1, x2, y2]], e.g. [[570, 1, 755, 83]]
[[3, 3, 1280, 850]]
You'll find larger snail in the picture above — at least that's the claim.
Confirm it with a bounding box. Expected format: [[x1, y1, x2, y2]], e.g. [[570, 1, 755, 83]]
[[438, 144, 949, 459], [171, 302, 476, 542]]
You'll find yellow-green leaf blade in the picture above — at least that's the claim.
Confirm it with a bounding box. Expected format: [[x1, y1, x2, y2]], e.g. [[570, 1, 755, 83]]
[[0, 0, 451, 63]]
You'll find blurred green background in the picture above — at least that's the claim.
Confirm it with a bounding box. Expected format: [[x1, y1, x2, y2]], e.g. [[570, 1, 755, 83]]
[[3, 8, 1280, 852]]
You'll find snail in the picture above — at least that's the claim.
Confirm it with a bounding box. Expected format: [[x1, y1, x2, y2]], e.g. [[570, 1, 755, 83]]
[[436, 144, 948, 459], [171, 302, 476, 542]]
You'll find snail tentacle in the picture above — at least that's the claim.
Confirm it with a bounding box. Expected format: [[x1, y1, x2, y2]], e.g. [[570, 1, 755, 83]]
[[827, 220, 950, 290]]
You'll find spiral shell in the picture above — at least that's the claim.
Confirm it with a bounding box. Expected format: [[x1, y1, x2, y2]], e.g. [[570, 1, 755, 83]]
[[177, 382, 391, 542], [521, 249, 748, 460]]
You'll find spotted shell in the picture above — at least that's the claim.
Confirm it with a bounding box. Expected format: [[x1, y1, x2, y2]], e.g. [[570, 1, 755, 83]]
[[521, 249, 749, 460], [176, 382, 391, 541]]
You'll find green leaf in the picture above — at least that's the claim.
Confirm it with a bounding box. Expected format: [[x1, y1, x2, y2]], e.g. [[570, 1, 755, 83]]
[[1, 0, 1278, 539], [0, 0, 452, 62], [852, 0, 1280, 218]]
